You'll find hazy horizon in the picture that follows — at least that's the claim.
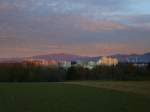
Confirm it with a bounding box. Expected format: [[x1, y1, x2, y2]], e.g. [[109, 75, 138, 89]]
[[0, 0, 150, 58]]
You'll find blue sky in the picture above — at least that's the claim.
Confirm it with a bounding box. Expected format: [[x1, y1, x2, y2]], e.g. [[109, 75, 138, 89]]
[[0, 0, 150, 58]]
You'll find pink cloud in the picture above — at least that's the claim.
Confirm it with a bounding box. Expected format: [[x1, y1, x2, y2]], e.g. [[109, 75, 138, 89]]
[[0, 2, 15, 12], [78, 17, 127, 32], [32, 15, 127, 32]]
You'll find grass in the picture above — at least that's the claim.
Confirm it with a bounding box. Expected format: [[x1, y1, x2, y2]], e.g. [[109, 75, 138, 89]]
[[64, 81, 150, 96], [0, 82, 150, 112]]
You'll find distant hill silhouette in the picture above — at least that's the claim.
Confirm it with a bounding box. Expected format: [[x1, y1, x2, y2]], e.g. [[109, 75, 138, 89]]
[[112, 52, 150, 63], [31, 53, 100, 62], [0, 52, 150, 63]]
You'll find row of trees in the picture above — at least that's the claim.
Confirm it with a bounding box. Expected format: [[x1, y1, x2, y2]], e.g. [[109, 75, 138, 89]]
[[67, 64, 150, 80], [0, 63, 150, 82], [0, 63, 66, 82]]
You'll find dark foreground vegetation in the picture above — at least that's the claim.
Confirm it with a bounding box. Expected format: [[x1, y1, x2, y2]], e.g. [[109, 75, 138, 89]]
[[0, 63, 150, 82]]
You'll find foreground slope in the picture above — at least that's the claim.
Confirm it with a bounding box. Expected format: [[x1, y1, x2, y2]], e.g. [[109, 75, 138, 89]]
[[0, 82, 150, 112], [64, 81, 150, 96]]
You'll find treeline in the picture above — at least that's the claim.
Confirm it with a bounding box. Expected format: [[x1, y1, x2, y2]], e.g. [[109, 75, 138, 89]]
[[0, 63, 66, 82], [67, 64, 150, 80], [0, 63, 150, 82]]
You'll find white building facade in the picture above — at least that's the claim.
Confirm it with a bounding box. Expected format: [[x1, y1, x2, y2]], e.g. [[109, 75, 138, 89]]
[[97, 57, 118, 66]]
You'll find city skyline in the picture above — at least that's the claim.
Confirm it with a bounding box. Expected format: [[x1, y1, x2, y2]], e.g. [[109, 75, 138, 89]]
[[0, 0, 150, 58]]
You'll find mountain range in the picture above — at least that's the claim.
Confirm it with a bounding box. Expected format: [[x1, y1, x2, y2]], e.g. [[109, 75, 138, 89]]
[[0, 52, 150, 63], [31, 53, 100, 62], [112, 52, 150, 63]]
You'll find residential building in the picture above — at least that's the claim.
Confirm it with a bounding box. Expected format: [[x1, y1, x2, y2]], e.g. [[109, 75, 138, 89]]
[[86, 61, 97, 69], [97, 57, 118, 66]]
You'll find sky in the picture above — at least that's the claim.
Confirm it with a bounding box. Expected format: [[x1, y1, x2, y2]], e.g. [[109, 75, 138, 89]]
[[0, 0, 150, 58]]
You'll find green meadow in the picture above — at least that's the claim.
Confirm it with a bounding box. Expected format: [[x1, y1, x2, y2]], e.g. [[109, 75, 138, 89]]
[[0, 81, 150, 112]]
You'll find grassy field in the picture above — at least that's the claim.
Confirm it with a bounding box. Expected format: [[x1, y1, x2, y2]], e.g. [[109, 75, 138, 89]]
[[64, 81, 150, 96], [0, 82, 150, 112]]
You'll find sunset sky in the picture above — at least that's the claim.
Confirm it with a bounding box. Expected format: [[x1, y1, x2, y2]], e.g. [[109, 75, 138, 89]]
[[0, 0, 150, 58]]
